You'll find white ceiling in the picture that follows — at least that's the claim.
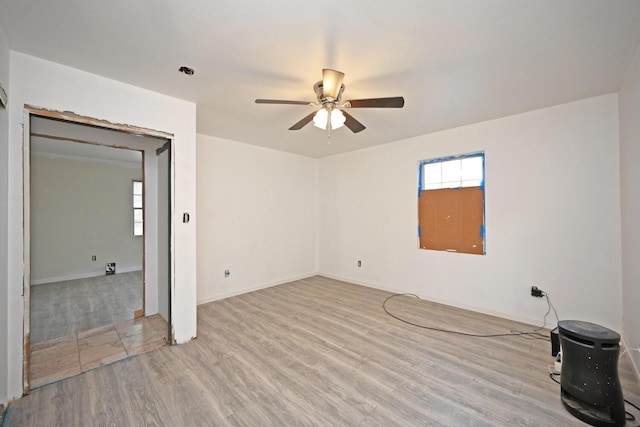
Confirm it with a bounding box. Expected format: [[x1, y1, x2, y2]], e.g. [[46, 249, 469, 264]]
[[2, 0, 640, 158]]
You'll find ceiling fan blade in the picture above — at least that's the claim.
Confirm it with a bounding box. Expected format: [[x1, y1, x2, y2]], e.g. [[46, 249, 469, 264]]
[[322, 69, 345, 100], [255, 99, 311, 105], [289, 111, 317, 130], [341, 110, 366, 133], [346, 97, 405, 108]]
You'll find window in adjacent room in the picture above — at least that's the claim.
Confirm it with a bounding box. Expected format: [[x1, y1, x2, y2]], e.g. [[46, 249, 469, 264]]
[[133, 180, 143, 236], [418, 152, 485, 255]]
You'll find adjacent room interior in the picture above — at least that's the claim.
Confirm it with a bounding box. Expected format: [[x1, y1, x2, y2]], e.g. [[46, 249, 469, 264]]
[[27, 116, 171, 387], [1, 1, 640, 426]]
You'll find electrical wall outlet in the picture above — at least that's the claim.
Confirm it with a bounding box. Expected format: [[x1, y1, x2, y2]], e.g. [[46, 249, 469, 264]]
[[357, 260, 362, 267], [224, 269, 230, 277], [91, 255, 96, 261], [531, 286, 544, 297]]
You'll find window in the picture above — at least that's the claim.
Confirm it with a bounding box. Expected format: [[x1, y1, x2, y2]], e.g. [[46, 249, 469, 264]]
[[418, 152, 485, 255], [133, 180, 143, 236]]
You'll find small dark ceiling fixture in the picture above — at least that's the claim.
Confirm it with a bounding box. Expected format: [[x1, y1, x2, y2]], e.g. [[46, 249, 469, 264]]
[[178, 66, 195, 76]]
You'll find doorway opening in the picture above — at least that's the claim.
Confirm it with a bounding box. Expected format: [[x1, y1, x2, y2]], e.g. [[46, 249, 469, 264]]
[[23, 109, 174, 391]]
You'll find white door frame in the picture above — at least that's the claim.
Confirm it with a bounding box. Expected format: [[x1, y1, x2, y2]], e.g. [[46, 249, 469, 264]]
[[22, 106, 175, 393]]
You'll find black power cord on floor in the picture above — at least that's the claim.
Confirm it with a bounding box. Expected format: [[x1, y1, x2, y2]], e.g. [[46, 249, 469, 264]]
[[383, 293, 554, 340], [384, 292, 640, 424], [625, 398, 640, 425]]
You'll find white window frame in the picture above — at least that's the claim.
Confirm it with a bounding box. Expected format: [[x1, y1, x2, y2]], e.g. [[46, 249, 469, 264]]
[[133, 180, 143, 236]]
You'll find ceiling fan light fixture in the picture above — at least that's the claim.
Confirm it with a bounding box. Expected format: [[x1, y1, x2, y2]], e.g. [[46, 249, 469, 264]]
[[312, 109, 328, 129], [322, 69, 345, 100], [256, 68, 404, 134], [331, 109, 346, 129], [313, 108, 346, 130]]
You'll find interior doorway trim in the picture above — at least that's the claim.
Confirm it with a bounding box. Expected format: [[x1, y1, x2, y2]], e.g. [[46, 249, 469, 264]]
[[22, 106, 174, 394], [25, 107, 173, 139]]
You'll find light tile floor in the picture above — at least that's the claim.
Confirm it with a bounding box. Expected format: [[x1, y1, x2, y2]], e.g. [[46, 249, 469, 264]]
[[30, 315, 168, 388]]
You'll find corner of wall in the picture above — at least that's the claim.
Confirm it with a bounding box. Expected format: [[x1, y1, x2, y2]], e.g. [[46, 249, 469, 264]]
[[618, 36, 640, 383], [0, 20, 10, 404], [314, 159, 320, 273]]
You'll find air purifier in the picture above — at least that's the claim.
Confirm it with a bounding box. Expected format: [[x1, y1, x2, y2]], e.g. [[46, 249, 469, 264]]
[[558, 320, 625, 427]]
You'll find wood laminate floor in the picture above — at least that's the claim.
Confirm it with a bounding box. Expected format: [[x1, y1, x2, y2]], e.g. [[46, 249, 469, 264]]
[[30, 271, 143, 344], [7, 276, 640, 426]]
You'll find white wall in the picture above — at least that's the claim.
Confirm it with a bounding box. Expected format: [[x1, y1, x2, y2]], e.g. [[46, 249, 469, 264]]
[[28, 118, 168, 317], [0, 20, 10, 405], [156, 146, 170, 322], [6, 52, 197, 400], [196, 134, 317, 304], [319, 94, 622, 332], [30, 154, 142, 283], [619, 43, 640, 377]]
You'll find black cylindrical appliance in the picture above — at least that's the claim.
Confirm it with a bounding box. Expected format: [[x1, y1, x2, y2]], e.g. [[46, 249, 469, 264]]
[[558, 320, 625, 427]]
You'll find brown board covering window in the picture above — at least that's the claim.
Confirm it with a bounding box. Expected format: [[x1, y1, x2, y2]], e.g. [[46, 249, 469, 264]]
[[419, 187, 484, 255]]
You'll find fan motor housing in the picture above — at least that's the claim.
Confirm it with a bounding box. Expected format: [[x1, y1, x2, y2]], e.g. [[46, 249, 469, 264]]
[[314, 81, 345, 105]]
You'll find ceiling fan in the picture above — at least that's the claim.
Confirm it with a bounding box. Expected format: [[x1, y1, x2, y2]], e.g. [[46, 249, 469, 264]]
[[255, 69, 404, 134]]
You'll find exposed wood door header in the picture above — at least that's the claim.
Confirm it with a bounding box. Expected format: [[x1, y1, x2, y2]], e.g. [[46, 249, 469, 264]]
[[26, 106, 174, 139]]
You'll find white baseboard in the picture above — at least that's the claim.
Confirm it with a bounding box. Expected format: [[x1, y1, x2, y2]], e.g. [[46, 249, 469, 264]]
[[31, 266, 143, 285], [317, 272, 549, 329], [197, 271, 547, 330], [197, 272, 318, 306]]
